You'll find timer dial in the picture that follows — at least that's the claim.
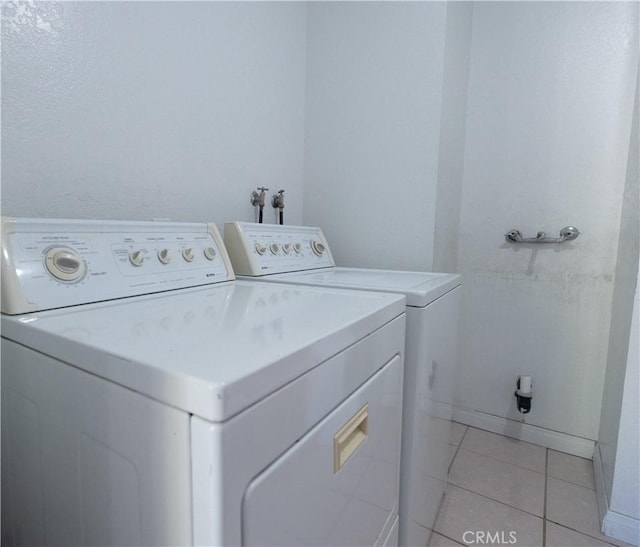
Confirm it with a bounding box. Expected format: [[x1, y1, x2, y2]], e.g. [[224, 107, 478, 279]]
[[310, 240, 326, 256], [45, 247, 86, 282]]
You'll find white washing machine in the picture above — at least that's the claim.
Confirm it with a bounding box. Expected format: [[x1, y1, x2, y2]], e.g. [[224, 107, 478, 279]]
[[224, 221, 462, 547], [1, 217, 407, 547]]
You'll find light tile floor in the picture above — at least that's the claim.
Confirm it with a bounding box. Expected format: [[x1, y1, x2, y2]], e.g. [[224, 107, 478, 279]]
[[429, 423, 633, 547]]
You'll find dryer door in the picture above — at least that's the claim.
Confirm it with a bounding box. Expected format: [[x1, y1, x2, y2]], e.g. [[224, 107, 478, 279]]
[[242, 355, 402, 547]]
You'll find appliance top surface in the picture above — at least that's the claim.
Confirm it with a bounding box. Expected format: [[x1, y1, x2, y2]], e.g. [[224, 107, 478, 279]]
[[223, 221, 461, 306], [2, 280, 405, 422], [260, 268, 461, 307]]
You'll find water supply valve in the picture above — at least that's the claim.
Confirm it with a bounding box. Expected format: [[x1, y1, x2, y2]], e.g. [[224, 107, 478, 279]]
[[271, 189, 285, 210], [272, 189, 285, 225], [250, 187, 269, 208], [514, 375, 533, 414], [251, 187, 269, 223]]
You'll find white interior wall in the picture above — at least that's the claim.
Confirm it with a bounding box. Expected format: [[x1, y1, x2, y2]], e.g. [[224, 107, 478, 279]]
[[611, 274, 639, 520], [453, 1, 638, 442], [1, 2, 306, 229], [599, 65, 639, 506], [433, 2, 473, 274], [2, 1, 638, 459], [303, 2, 447, 271], [597, 67, 639, 539]]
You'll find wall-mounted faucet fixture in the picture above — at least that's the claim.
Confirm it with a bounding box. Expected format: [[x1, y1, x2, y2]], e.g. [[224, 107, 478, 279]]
[[505, 226, 580, 244], [272, 189, 285, 225], [250, 187, 269, 223]]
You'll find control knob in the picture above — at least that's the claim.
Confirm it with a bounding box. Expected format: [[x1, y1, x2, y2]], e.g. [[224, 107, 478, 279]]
[[158, 249, 171, 264], [283, 243, 292, 255], [182, 248, 195, 262], [310, 240, 326, 256], [129, 250, 145, 267], [45, 247, 86, 282], [270, 243, 280, 255], [293, 243, 302, 254], [204, 247, 217, 261], [255, 243, 267, 256]]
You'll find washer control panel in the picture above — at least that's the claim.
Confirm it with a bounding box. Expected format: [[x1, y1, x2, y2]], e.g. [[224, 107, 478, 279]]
[[224, 222, 335, 276], [1, 218, 235, 315]]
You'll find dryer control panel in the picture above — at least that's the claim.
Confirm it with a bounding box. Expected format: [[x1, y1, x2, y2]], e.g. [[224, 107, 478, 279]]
[[1, 218, 235, 315], [224, 222, 335, 276]]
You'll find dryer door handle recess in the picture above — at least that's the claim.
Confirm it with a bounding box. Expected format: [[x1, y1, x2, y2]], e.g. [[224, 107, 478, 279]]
[[333, 404, 368, 472]]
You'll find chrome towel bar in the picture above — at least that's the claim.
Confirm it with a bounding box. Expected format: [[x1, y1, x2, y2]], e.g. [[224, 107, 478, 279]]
[[505, 226, 580, 244]]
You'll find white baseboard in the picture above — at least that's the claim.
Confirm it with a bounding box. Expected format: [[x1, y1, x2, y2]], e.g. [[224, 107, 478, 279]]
[[593, 444, 609, 523], [593, 443, 640, 546], [452, 407, 595, 458], [603, 510, 640, 546]]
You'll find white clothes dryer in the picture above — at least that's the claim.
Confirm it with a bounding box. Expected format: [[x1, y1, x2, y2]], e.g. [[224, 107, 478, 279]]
[[1, 217, 406, 547], [224, 221, 462, 547]]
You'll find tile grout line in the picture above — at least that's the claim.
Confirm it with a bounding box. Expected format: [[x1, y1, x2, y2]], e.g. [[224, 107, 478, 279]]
[[448, 427, 614, 547], [544, 454, 620, 547], [463, 425, 595, 478], [460, 424, 551, 450], [448, 425, 469, 474], [447, 483, 545, 521], [546, 472, 596, 491], [434, 531, 466, 546], [439, 425, 470, 546], [438, 425, 470, 546], [544, 518, 626, 547], [454, 445, 547, 476]]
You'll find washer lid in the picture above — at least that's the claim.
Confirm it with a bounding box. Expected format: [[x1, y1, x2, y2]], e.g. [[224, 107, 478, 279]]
[[1, 281, 405, 422], [261, 268, 461, 307]]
